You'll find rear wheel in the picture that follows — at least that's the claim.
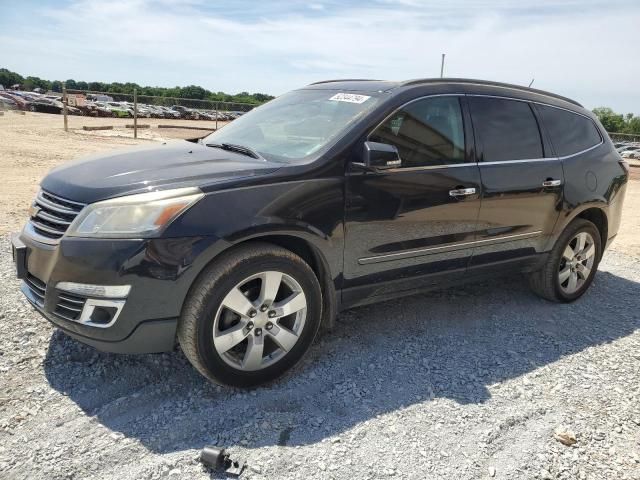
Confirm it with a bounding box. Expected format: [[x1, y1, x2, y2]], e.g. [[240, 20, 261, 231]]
[[178, 243, 322, 387], [529, 218, 602, 302]]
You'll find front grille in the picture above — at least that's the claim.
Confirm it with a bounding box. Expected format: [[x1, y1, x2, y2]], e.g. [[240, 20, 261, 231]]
[[24, 274, 46, 307], [29, 190, 85, 241], [54, 291, 87, 322]]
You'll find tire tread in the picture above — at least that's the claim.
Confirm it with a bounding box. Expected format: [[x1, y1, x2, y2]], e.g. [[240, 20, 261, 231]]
[[529, 218, 601, 303], [177, 242, 321, 385]]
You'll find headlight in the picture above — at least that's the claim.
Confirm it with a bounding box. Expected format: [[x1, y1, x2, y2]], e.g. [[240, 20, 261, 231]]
[[67, 187, 204, 238]]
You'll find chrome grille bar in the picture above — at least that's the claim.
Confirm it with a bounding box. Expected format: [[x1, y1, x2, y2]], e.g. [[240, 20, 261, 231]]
[[28, 190, 86, 243]]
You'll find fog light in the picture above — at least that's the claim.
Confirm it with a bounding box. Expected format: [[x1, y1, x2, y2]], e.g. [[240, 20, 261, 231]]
[[78, 299, 126, 328], [56, 282, 131, 298]]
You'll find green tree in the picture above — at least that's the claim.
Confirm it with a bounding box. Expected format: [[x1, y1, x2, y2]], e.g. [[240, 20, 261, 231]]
[[50, 80, 63, 92], [0, 68, 24, 88], [627, 116, 640, 135], [0, 66, 274, 103], [180, 85, 207, 99], [592, 107, 625, 133]]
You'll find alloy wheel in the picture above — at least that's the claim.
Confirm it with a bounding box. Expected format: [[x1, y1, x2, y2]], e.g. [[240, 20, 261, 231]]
[[558, 231, 596, 294], [212, 271, 307, 371]]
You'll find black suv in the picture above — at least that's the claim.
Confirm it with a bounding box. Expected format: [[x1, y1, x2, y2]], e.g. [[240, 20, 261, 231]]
[[11, 79, 628, 387]]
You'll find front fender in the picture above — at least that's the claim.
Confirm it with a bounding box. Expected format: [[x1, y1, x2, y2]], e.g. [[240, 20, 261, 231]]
[[163, 178, 345, 317]]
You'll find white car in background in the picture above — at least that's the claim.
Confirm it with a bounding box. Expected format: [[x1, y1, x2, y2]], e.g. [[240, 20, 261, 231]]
[[621, 149, 640, 159]]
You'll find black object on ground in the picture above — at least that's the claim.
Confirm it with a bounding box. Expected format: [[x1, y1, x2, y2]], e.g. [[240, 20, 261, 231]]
[[200, 446, 246, 477]]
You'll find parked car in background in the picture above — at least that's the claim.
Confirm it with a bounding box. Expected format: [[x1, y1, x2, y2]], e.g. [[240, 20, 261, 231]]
[[28, 98, 64, 114], [0, 97, 18, 110], [83, 101, 113, 117], [95, 102, 131, 118], [621, 150, 640, 159], [171, 105, 200, 119], [0, 92, 28, 110], [617, 145, 640, 154]]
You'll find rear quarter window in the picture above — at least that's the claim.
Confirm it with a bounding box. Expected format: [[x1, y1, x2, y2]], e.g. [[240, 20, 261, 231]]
[[536, 105, 602, 157]]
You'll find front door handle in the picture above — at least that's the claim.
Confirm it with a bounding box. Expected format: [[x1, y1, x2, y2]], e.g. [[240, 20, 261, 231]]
[[542, 179, 562, 187], [449, 187, 476, 197]]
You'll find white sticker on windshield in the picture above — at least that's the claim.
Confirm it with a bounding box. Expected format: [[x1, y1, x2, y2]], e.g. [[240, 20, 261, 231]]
[[329, 93, 371, 104]]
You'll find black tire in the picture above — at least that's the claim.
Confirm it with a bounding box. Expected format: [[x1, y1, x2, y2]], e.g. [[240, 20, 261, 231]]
[[529, 218, 602, 302], [177, 242, 322, 387]]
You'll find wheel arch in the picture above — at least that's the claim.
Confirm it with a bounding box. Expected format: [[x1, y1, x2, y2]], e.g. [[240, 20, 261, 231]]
[[183, 232, 339, 331], [553, 204, 609, 256]]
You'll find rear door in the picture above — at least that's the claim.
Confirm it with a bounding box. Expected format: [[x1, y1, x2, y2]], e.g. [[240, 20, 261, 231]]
[[467, 96, 564, 267]]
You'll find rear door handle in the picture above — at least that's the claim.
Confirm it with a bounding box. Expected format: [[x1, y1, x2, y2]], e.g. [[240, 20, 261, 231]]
[[542, 179, 562, 187], [449, 187, 476, 197]]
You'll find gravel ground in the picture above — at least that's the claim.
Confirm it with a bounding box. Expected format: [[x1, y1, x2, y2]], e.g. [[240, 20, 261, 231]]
[[1, 235, 639, 480]]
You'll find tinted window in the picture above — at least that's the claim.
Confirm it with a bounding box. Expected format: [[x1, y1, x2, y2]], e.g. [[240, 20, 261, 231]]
[[469, 97, 543, 161], [536, 105, 601, 157], [369, 96, 465, 167]]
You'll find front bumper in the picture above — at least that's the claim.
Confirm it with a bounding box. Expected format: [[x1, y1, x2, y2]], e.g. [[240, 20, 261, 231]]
[[11, 230, 211, 354]]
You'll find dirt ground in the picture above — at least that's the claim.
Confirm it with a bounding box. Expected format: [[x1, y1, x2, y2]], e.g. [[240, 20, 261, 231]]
[[1, 111, 638, 257], [0, 111, 227, 234]]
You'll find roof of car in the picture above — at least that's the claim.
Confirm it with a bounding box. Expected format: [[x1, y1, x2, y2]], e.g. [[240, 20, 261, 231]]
[[307, 77, 582, 107]]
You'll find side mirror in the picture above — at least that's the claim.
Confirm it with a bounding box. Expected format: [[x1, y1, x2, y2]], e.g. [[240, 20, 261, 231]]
[[362, 141, 401, 170]]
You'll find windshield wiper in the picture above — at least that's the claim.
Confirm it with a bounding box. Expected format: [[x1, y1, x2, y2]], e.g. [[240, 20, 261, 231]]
[[205, 142, 260, 159]]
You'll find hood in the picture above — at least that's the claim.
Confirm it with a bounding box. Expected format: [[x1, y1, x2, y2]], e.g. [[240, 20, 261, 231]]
[[41, 140, 282, 203]]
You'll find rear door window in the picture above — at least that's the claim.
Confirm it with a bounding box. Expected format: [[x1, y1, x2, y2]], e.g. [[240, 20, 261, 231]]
[[468, 97, 543, 162], [535, 105, 602, 157]]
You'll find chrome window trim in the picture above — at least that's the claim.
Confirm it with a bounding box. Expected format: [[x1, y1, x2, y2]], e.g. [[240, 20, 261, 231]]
[[385, 162, 478, 172], [557, 140, 603, 160], [358, 230, 543, 265], [406, 81, 580, 107], [468, 94, 604, 158], [480, 157, 559, 166], [360, 91, 603, 172], [466, 94, 592, 120]]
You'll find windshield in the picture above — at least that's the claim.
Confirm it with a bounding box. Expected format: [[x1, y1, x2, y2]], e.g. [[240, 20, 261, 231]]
[[203, 89, 382, 163]]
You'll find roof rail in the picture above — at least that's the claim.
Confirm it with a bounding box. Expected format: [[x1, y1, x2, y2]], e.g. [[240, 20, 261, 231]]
[[400, 78, 582, 107], [309, 79, 382, 85]]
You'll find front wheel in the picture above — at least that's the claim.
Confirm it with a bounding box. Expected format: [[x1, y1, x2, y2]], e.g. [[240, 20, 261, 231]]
[[529, 218, 602, 302], [178, 243, 322, 387]]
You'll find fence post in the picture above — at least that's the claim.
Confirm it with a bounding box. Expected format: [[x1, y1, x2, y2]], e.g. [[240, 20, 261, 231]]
[[215, 102, 218, 130], [133, 88, 138, 139], [62, 82, 68, 132]]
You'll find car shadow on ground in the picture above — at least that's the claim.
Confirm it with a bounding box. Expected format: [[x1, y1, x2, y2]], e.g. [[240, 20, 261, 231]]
[[44, 268, 640, 453]]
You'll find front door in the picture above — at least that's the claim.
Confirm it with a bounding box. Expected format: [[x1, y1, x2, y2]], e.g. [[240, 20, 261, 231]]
[[467, 96, 564, 268], [343, 95, 481, 304]]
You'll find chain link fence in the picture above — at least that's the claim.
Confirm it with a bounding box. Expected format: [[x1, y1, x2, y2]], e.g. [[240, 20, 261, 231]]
[[53, 87, 260, 138], [609, 132, 640, 143]]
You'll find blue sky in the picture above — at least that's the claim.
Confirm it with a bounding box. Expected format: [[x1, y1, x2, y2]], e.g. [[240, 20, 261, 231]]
[[2, 0, 640, 112]]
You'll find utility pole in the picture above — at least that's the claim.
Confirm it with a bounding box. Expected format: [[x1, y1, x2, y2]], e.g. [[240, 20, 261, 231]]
[[133, 88, 138, 139], [62, 82, 68, 132], [440, 54, 446, 78]]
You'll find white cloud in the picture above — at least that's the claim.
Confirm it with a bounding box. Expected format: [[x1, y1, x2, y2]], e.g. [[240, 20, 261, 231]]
[[1, 0, 639, 112]]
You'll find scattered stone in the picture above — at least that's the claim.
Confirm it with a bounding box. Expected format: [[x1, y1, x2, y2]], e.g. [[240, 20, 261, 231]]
[[553, 427, 577, 446]]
